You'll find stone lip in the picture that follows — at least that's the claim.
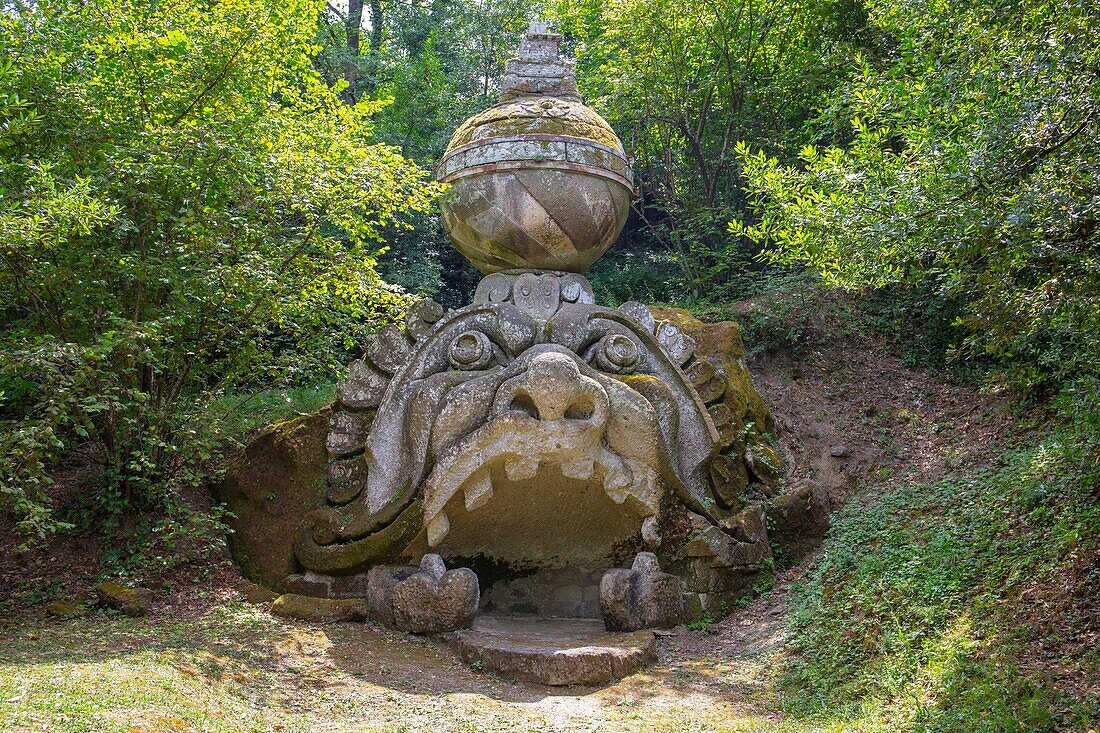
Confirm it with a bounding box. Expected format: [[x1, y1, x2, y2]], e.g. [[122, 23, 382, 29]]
[[444, 616, 656, 686]]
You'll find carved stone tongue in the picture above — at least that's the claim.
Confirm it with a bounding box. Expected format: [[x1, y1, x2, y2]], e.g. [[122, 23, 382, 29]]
[[499, 22, 581, 103]]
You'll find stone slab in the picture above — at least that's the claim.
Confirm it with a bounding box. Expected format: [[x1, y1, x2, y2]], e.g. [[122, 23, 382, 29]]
[[444, 617, 655, 686]]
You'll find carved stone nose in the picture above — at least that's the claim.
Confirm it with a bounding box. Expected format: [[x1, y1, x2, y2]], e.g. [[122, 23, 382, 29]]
[[493, 351, 609, 423], [523, 352, 592, 420]]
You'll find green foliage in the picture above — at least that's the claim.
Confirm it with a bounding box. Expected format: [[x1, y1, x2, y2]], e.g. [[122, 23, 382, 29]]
[[546, 0, 870, 298], [735, 0, 1100, 397], [783, 427, 1100, 730], [0, 0, 439, 538]]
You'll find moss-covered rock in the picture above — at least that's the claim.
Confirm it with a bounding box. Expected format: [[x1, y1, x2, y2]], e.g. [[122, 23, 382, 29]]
[[651, 307, 774, 435], [766, 484, 830, 567], [270, 593, 370, 622], [214, 407, 332, 591], [652, 307, 782, 501], [45, 600, 88, 619], [95, 582, 152, 617]]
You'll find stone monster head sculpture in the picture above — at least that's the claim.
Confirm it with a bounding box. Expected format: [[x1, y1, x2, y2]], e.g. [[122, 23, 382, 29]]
[[295, 271, 731, 575], [293, 24, 765, 582]]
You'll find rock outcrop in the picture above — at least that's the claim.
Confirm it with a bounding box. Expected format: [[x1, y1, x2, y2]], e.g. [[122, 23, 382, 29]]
[[214, 408, 331, 591]]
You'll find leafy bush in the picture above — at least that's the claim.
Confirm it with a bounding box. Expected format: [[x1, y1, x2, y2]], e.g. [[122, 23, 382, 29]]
[[0, 0, 439, 539]]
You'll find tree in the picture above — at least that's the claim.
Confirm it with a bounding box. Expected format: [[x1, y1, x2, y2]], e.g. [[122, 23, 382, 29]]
[[547, 0, 870, 299], [735, 0, 1100, 397], [0, 0, 440, 537], [314, 0, 539, 303]]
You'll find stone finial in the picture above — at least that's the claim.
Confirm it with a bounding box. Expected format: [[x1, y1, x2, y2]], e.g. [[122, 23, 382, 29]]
[[499, 22, 580, 103]]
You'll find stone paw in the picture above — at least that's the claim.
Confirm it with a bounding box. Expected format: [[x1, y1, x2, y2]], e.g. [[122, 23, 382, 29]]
[[391, 554, 479, 634]]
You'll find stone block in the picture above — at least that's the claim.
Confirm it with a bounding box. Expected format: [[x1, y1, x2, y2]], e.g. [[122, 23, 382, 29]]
[[366, 564, 418, 625], [599, 552, 684, 631], [270, 594, 369, 622]]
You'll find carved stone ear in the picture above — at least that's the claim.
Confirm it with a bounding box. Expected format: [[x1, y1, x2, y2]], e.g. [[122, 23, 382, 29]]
[[618, 301, 656, 333]]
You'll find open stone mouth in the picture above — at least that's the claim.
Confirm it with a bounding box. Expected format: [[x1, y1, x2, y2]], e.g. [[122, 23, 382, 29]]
[[419, 351, 664, 552]]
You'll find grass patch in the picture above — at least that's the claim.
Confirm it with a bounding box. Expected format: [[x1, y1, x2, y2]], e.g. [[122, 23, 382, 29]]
[[215, 383, 336, 438], [781, 427, 1100, 731]]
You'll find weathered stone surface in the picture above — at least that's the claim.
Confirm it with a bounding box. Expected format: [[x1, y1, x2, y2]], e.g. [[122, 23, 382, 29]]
[[446, 617, 656, 686], [746, 440, 783, 484], [391, 554, 479, 634], [96, 582, 152, 617], [767, 484, 831, 566], [338, 359, 389, 411], [326, 410, 369, 458], [270, 593, 369, 622], [366, 564, 418, 626], [364, 324, 412, 375], [481, 567, 603, 618], [406, 298, 444, 342], [599, 552, 684, 631], [214, 407, 331, 590], [722, 505, 768, 544], [677, 523, 771, 570], [284, 571, 370, 600]]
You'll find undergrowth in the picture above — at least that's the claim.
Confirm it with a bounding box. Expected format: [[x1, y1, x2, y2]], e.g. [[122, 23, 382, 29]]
[[782, 425, 1100, 731]]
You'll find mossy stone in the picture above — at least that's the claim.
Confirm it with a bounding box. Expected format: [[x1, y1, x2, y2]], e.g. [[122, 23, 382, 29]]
[[96, 582, 152, 617], [215, 407, 333, 590], [45, 600, 88, 619], [270, 594, 369, 622]]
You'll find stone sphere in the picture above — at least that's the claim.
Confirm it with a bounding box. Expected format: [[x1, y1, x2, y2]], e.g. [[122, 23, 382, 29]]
[[436, 97, 634, 274]]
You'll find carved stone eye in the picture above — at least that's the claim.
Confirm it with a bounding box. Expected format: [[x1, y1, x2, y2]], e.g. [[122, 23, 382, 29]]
[[448, 330, 493, 370], [593, 334, 639, 374]]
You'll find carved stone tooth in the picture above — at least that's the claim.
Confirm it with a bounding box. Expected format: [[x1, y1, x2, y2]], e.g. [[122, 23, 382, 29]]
[[561, 457, 595, 480], [641, 516, 661, 547], [426, 511, 450, 547], [463, 471, 494, 511], [504, 455, 539, 481]]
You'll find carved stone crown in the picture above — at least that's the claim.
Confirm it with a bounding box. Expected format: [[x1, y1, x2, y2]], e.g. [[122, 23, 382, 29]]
[[500, 21, 581, 103]]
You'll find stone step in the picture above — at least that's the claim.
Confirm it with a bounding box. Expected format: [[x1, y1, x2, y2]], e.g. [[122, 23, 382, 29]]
[[443, 616, 655, 686]]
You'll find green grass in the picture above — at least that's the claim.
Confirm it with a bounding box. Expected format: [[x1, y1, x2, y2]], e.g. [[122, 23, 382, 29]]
[[0, 604, 302, 733], [216, 383, 336, 437], [779, 427, 1100, 732]]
